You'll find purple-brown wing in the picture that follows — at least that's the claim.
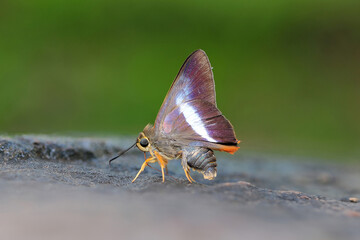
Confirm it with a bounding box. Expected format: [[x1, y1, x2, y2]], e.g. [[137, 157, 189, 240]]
[[154, 50, 239, 152], [155, 49, 216, 128]]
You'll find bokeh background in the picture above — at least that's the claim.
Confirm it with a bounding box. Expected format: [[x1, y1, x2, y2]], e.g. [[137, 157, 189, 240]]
[[0, 0, 359, 161]]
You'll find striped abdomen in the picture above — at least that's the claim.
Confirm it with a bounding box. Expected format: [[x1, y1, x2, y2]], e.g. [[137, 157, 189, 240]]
[[182, 147, 217, 180]]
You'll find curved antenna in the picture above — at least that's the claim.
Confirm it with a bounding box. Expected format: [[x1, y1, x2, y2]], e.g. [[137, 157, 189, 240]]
[[108, 142, 136, 165]]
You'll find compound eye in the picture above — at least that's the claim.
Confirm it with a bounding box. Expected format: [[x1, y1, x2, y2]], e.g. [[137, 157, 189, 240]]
[[140, 138, 149, 147]]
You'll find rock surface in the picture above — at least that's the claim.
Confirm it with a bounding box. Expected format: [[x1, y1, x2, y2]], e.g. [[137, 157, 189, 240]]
[[0, 135, 360, 240]]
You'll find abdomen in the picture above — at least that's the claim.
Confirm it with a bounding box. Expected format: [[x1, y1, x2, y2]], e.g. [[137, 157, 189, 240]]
[[183, 147, 217, 180]]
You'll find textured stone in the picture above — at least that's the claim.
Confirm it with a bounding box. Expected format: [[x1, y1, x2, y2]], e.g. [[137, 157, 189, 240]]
[[0, 135, 360, 240]]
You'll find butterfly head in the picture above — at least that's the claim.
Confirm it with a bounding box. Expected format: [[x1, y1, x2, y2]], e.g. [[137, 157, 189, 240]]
[[136, 124, 154, 152], [136, 132, 151, 152]]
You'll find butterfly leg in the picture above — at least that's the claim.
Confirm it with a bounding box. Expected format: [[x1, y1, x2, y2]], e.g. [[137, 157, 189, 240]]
[[181, 157, 195, 183], [184, 168, 195, 183], [154, 151, 168, 182], [132, 157, 156, 183]]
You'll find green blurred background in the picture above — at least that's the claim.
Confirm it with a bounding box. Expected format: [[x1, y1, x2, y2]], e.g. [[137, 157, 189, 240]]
[[0, 0, 359, 161]]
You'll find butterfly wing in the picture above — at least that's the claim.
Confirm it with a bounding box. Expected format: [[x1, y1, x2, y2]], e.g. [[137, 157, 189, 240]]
[[154, 50, 239, 153], [155, 49, 216, 127]]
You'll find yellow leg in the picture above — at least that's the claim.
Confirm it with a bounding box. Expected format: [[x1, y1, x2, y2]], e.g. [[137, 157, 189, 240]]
[[132, 157, 155, 183], [160, 165, 165, 182], [154, 151, 168, 183], [189, 173, 195, 182], [181, 158, 195, 183], [183, 168, 195, 183]]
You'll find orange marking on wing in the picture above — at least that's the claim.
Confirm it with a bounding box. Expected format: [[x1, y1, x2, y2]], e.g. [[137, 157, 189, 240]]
[[216, 145, 240, 154]]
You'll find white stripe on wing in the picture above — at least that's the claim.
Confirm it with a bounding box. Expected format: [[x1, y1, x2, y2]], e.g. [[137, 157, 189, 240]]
[[179, 102, 216, 142]]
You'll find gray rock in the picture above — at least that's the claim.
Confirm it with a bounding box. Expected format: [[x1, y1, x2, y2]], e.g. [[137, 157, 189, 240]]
[[1, 135, 360, 240]]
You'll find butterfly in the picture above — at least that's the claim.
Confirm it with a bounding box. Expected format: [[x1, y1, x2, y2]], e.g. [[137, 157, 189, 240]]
[[110, 50, 240, 183]]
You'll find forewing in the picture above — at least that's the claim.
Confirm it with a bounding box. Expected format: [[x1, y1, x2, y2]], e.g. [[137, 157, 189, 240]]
[[155, 50, 215, 130]]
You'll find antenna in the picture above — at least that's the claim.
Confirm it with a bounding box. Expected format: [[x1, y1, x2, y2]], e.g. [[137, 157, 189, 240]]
[[108, 142, 136, 164]]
